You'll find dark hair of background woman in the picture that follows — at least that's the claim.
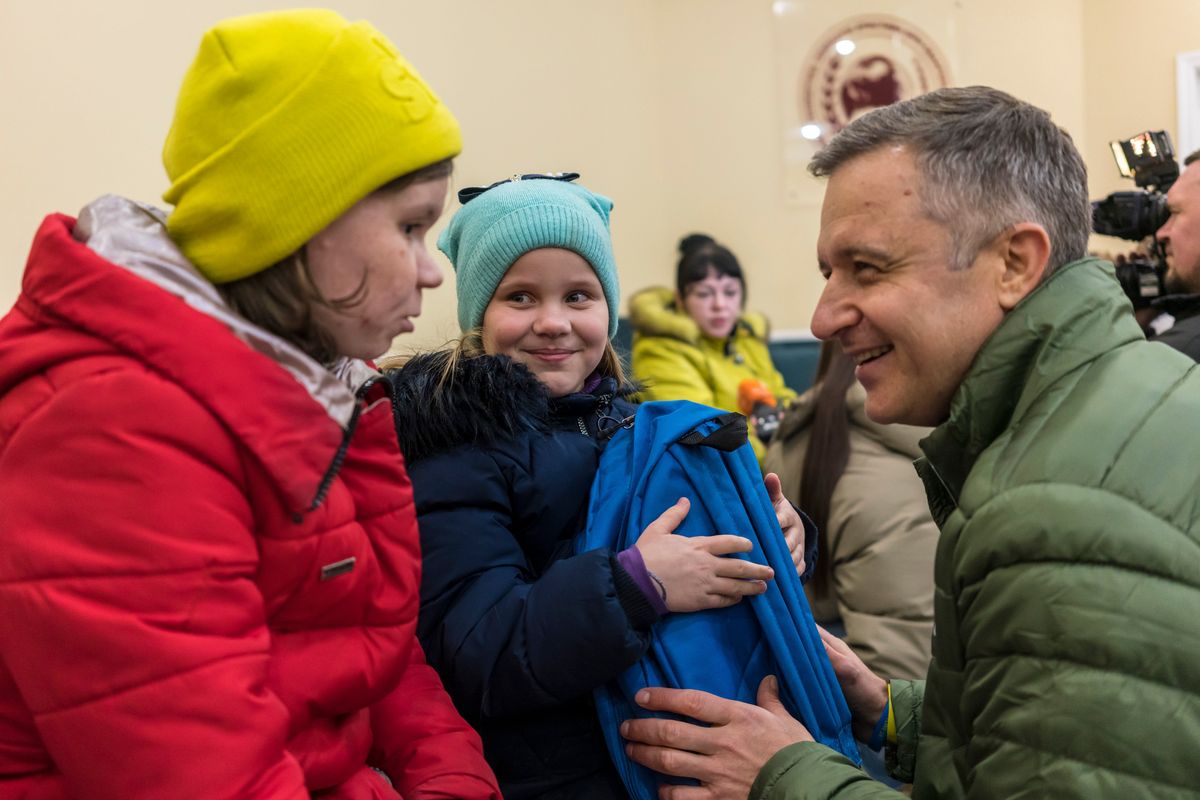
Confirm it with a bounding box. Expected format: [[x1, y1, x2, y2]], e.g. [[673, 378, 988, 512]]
[[675, 233, 746, 299], [798, 340, 857, 595]]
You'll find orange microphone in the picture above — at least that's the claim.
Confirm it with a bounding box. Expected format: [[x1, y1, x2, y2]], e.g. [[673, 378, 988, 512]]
[[737, 378, 782, 442]]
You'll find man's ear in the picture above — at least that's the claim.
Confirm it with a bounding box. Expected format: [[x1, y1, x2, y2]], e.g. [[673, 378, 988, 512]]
[[996, 222, 1051, 310]]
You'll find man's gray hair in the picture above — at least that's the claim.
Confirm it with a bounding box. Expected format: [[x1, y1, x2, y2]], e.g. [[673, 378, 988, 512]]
[[809, 86, 1090, 273]]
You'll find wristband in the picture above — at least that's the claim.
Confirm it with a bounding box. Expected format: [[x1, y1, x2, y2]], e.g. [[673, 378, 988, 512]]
[[886, 682, 897, 745]]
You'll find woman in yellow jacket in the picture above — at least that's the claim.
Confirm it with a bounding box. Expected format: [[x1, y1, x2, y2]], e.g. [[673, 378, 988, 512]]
[[630, 233, 795, 462]]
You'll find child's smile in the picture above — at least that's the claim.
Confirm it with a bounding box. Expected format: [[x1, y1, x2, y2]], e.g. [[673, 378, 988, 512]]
[[482, 247, 610, 398]]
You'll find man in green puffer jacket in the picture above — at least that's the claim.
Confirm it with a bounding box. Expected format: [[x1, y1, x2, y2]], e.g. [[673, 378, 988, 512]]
[[619, 86, 1200, 799]]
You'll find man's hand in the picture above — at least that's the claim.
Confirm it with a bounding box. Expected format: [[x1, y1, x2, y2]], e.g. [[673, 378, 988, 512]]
[[764, 472, 806, 578], [620, 676, 812, 799], [819, 626, 888, 741]]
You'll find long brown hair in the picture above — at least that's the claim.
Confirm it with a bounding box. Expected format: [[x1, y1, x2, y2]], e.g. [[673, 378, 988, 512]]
[[798, 340, 857, 595], [217, 159, 454, 365]]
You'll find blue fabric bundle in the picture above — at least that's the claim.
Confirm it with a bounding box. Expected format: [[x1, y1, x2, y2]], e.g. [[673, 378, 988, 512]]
[[577, 400, 860, 797]]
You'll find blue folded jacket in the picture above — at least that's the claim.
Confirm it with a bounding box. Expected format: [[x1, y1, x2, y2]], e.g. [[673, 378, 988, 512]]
[[577, 400, 860, 798]]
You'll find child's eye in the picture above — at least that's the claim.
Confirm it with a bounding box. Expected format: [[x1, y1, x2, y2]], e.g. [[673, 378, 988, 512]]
[[506, 292, 533, 304], [566, 291, 593, 304]]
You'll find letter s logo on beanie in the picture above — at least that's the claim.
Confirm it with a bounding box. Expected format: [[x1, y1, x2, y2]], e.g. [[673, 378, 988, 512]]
[[372, 35, 436, 123]]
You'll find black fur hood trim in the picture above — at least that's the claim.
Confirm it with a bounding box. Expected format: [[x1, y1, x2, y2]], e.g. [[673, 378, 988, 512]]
[[385, 351, 552, 463]]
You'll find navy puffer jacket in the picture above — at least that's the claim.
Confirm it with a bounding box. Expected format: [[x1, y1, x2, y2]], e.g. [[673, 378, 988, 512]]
[[387, 352, 650, 800]]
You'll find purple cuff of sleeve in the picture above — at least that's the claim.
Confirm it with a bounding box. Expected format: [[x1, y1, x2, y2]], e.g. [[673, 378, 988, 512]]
[[616, 547, 669, 616]]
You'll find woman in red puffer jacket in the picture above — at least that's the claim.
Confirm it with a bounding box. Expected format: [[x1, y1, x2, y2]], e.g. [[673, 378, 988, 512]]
[[0, 9, 499, 799]]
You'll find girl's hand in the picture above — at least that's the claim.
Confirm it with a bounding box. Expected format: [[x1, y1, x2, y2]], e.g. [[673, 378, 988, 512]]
[[764, 472, 806, 578], [634, 497, 774, 613]]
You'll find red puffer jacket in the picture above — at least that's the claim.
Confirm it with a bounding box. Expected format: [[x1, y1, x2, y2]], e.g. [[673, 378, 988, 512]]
[[0, 204, 501, 800]]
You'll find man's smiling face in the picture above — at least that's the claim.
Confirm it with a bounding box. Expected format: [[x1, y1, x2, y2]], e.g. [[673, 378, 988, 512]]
[[810, 145, 1007, 426]]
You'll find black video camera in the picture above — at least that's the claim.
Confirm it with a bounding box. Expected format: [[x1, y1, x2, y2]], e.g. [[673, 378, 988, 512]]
[[1091, 131, 1177, 308]]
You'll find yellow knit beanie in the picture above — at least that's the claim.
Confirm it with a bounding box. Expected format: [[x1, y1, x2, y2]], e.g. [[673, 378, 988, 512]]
[[162, 9, 462, 283]]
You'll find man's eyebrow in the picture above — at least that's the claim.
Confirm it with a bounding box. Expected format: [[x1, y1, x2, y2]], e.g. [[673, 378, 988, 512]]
[[837, 244, 891, 263], [819, 243, 891, 269]]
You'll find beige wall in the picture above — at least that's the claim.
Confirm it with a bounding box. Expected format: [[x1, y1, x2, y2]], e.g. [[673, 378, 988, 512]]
[[646, 0, 1089, 336], [1, 1, 1196, 355]]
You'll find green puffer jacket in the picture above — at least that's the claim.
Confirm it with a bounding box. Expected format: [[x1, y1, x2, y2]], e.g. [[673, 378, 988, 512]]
[[750, 258, 1200, 799], [629, 286, 796, 463]]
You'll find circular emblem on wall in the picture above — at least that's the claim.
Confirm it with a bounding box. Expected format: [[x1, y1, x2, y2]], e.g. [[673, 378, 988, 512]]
[[799, 15, 951, 144]]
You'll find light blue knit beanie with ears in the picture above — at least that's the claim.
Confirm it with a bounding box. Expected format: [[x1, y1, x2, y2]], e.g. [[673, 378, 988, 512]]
[[437, 179, 620, 337]]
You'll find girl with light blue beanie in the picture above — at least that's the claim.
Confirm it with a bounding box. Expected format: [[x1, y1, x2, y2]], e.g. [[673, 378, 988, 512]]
[[384, 174, 804, 797]]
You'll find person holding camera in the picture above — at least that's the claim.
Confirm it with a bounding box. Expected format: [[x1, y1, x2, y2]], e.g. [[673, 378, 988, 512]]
[[1152, 149, 1200, 359]]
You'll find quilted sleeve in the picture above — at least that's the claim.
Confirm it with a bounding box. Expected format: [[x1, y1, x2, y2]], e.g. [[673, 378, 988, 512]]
[[948, 484, 1200, 797], [747, 683, 922, 800], [370, 641, 500, 799], [750, 742, 903, 799], [884, 679, 922, 783], [411, 447, 652, 719], [631, 336, 718, 406], [0, 369, 307, 799]]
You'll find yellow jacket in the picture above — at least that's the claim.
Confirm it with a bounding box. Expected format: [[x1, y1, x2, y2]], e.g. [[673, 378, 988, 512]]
[[629, 286, 796, 463]]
